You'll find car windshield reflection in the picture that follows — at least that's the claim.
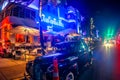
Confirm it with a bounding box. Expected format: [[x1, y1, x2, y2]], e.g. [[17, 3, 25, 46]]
[[54, 41, 88, 53]]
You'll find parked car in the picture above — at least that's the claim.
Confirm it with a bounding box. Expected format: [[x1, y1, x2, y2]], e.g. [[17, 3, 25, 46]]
[[25, 40, 93, 80], [103, 39, 116, 48]]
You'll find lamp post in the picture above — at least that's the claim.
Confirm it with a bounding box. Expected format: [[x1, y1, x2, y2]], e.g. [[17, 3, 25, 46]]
[[90, 18, 94, 38], [89, 18, 95, 59], [38, 0, 45, 55]]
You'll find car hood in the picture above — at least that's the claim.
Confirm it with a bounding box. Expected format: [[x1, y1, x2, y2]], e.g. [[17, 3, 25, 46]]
[[43, 52, 62, 58], [34, 52, 73, 64]]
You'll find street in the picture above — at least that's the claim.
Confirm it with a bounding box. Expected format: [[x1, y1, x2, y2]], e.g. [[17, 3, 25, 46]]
[[0, 54, 36, 80], [0, 44, 117, 80], [0, 58, 26, 80], [79, 45, 115, 80]]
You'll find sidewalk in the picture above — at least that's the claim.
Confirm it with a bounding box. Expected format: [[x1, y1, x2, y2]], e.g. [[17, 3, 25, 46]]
[[0, 58, 26, 80]]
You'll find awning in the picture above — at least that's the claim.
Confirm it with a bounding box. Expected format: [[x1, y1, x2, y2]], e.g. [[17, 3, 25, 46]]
[[43, 31, 57, 36], [1, 16, 37, 28], [8, 26, 39, 36], [57, 28, 76, 35]]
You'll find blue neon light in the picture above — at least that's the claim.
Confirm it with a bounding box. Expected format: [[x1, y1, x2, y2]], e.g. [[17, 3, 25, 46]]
[[28, 0, 39, 10], [28, 4, 38, 10], [41, 14, 64, 27], [43, 53, 62, 58], [47, 25, 53, 31], [2, 1, 8, 10]]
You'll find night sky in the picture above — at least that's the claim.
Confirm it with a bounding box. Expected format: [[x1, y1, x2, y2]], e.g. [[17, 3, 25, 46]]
[[68, 0, 120, 36], [67, 0, 120, 17]]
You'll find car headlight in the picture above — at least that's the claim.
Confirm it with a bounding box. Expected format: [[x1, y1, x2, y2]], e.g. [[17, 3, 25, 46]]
[[104, 43, 113, 47]]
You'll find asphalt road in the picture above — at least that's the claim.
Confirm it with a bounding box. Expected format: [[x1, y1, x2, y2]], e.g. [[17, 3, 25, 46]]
[[0, 58, 26, 80], [79, 45, 115, 80], [0, 45, 117, 80]]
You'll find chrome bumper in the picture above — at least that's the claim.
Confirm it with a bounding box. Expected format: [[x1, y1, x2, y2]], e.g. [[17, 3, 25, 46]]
[[24, 71, 32, 80]]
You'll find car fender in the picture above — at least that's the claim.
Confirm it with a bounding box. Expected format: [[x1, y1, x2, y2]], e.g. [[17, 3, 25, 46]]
[[61, 62, 79, 80]]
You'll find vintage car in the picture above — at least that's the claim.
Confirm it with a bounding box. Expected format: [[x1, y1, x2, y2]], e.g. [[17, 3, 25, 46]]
[[25, 40, 93, 80]]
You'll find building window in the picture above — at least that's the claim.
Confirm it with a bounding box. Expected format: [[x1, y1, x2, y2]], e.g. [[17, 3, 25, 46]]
[[16, 34, 25, 43]]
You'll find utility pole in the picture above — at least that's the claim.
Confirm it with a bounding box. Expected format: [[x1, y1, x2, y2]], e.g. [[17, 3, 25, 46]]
[[38, 0, 45, 55], [89, 18, 95, 58], [90, 18, 95, 38], [90, 18, 95, 64]]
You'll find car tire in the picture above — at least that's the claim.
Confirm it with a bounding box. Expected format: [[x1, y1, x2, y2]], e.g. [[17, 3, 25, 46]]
[[65, 72, 75, 80], [33, 64, 41, 80]]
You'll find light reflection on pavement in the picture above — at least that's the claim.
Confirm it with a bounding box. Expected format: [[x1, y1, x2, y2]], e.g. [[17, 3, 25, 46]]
[[0, 45, 118, 80], [79, 45, 115, 80]]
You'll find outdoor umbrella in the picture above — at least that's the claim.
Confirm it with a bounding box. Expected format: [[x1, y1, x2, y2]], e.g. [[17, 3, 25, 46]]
[[8, 26, 40, 36], [67, 33, 81, 37], [66, 33, 81, 41]]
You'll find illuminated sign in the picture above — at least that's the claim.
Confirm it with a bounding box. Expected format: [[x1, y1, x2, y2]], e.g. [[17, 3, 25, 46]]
[[2, 1, 8, 10], [47, 26, 53, 31], [41, 14, 77, 27], [41, 14, 64, 27]]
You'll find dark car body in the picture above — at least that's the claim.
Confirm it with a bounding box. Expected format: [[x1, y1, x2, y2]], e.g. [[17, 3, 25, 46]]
[[25, 40, 92, 80]]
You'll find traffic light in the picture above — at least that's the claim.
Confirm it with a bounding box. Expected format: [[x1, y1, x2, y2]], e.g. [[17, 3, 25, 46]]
[[104, 27, 115, 40]]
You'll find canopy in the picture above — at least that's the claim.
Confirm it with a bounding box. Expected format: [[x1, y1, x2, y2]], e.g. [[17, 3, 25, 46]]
[[57, 28, 76, 35], [43, 31, 57, 36], [1, 16, 37, 28], [8, 26, 39, 36]]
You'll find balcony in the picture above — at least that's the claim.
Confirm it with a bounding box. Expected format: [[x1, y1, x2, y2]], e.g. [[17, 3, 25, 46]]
[[0, 2, 37, 22]]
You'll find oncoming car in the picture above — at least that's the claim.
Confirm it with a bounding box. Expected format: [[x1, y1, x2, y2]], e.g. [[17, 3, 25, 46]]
[[25, 40, 93, 80], [103, 39, 116, 48]]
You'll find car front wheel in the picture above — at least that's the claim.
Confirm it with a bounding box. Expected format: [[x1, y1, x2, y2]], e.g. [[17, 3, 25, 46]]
[[65, 72, 74, 80]]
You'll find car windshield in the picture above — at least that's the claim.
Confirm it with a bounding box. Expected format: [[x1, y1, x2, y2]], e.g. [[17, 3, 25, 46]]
[[55, 40, 88, 53]]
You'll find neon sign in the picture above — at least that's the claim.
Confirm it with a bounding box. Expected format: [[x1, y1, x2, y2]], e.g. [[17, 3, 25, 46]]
[[2, 1, 8, 10], [41, 14, 64, 27], [47, 26, 53, 31]]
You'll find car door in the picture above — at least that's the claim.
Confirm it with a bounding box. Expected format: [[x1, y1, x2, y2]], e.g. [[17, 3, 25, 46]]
[[76, 41, 90, 67]]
